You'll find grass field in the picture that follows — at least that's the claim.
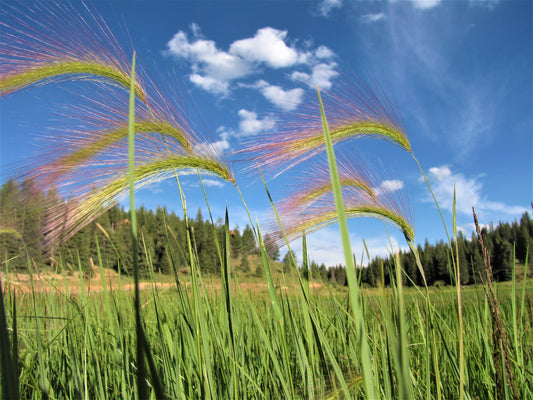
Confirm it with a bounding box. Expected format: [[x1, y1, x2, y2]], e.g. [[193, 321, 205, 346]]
[[1, 5, 531, 397], [1, 261, 532, 399]]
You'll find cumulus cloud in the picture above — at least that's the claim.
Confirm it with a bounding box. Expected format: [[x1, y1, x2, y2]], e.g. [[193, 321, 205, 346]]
[[315, 45, 335, 59], [189, 74, 229, 95], [166, 32, 251, 81], [238, 109, 276, 136], [428, 165, 452, 181], [311, 63, 338, 89], [166, 30, 252, 95], [291, 62, 338, 90], [253, 80, 305, 111], [166, 24, 338, 100], [424, 165, 527, 216], [229, 27, 302, 68], [291, 62, 339, 90]]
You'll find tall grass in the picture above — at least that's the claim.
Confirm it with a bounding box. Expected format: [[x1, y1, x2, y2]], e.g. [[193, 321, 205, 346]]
[[2, 253, 531, 399], [1, 3, 532, 399]]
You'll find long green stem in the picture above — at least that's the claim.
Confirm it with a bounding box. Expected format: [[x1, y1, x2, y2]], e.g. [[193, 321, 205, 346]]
[[128, 52, 148, 400], [317, 87, 376, 399]]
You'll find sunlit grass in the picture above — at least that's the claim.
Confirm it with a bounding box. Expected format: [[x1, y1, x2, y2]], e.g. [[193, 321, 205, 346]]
[[1, 3, 532, 399]]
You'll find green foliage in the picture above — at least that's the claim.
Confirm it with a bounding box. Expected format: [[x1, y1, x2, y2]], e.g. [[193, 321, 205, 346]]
[[262, 233, 280, 261], [4, 268, 531, 399], [239, 253, 250, 273], [282, 249, 295, 273]]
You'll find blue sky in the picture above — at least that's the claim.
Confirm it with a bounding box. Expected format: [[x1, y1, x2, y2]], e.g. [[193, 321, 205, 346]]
[[1, 0, 531, 266]]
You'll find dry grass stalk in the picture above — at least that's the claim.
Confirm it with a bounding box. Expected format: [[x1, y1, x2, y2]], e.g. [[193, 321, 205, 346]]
[[473, 207, 519, 399]]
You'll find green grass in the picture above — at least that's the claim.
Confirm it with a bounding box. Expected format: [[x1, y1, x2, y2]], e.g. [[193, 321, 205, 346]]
[[2, 266, 532, 399], [1, 9, 532, 398]]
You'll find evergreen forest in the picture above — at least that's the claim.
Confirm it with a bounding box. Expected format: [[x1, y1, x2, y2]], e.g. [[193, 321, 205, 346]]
[[1, 178, 531, 287]]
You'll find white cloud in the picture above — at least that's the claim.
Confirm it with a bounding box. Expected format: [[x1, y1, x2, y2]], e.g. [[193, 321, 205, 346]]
[[190, 22, 202, 38], [167, 25, 338, 98], [361, 13, 386, 23], [291, 62, 338, 90], [166, 32, 251, 80], [254, 80, 304, 111], [195, 138, 230, 156], [229, 27, 302, 68], [201, 179, 225, 188], [310, 63, 338, 90], [374, 179, 405, 196], [318, 0, 343, 17], [195, 127, 232, 155], [411, 0, 442, 10], [290, 71, 310, 83], [189, 74, 229, 95], [424, 165, 527, 217], [428, 165, 452, 181], [238, 109, 275, 136], [315, 45, 335, 59], [166, 30, 251, 93], [285, 227, 406, 267]]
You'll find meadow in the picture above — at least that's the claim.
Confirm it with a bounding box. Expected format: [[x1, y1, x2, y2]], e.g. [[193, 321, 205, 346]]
[[1, 2, 532, 399], [1, 257, 532, 399]]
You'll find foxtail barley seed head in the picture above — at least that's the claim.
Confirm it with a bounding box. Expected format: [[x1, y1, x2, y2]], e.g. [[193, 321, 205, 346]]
[[238, 77, 410, 178], [271, 156, 414, 245]]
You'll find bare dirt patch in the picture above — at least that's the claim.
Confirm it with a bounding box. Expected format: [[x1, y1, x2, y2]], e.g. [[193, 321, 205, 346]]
[[1, 267, 324, 296]]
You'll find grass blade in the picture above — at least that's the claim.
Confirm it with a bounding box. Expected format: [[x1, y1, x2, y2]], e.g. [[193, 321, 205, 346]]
[[317, 86, 376, 399]]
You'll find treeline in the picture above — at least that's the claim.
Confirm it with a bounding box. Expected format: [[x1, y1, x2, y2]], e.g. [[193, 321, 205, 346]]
[[0, 178, 263, 276], [1, 178, 531, 286], [276, 210, 532, 287], [354, 212, 533, 287]]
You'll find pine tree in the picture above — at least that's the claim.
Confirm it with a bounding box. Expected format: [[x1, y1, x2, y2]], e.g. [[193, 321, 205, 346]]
[[242, 225, 256, 253], [282, 250, 296, 273], [0, 179, 23, 269], [433, 241, 450, 284], [421, 240, 435, 285], [263, 234, 280, 261], [493, 237, 513, 282], [230, 225, 243, 259], [254, 261, 264, 277], [153, 207, 170, 274], [516, 217, 532, 264], [240, 253, 250, 273], [319, 263, 328, 281]]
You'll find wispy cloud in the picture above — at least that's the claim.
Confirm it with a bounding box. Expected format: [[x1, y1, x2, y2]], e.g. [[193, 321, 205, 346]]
[[411, 0, 442, 10], [371, 4, 506, 161], [361, 13, 386, 23], [317, 0, 343, 17], [423, 165, 527, 217], [201, 178, 225, 188]]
